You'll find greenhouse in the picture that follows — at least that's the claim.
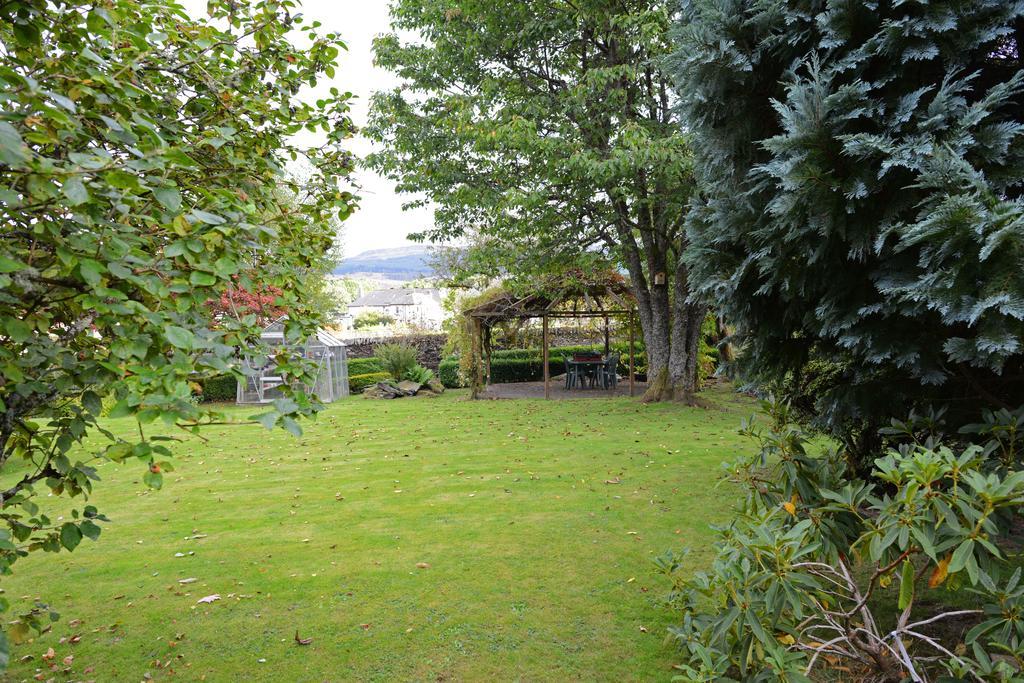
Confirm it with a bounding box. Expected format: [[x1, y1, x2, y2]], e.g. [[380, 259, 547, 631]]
[[236, 318, 350, 404]]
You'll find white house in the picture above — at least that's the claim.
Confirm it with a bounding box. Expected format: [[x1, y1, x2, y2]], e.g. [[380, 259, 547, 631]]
[[346, 288, 446, 330]]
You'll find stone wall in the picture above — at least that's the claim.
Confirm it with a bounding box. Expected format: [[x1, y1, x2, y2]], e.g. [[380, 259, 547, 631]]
[[344, 334, 448, 370]]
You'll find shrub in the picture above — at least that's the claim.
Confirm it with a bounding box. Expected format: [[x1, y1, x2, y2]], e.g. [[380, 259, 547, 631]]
[[489, 358, 546, 384], [198, 375, 237, 403], [349, 372, 392, 394], [374, 342, 419, 380], [353, 311, 395, 329], [348, 357, 385, 376], [403, 364, 434, 385], [438, 358, 464, 388], [0, 0, 354, 661], [659, 398, 1024, 681]]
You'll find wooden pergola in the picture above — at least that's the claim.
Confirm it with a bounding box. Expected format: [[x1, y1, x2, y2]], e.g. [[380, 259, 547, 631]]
[[463, 272, 638, 399]]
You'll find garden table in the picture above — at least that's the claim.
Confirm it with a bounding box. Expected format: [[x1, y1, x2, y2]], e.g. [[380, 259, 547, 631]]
[[567, 358, 605, 389]]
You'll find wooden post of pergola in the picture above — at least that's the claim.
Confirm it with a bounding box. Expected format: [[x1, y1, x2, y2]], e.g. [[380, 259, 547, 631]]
[[471, 317, 482, 398], [603, 314, 610, 356], [628, 309, 635, 397], [484, 324, 492, 386], [542, 314, 550, 400]]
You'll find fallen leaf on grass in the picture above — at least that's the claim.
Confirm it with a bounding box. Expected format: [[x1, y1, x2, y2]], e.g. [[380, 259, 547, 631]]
[[415, 562, 430, 569], [178, 578, 198, 584], [639, 626, 648, 633], [604, 478, 621, 485], [294, 630, 313, 646], [42, 648, 56, 661], [360, 623, 371, 630], [196, 594, 220, 604]]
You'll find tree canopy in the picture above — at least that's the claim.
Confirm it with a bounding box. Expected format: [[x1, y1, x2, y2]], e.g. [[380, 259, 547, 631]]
[[0, 0, 355, 659], [368, 0, 708, 402], [672, 0, 1024, 448]]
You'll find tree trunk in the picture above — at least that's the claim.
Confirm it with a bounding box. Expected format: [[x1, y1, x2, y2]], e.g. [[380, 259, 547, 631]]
[[637, 280, 672, 402], [607, 189, 704, 404], [668, 301, 708, 404], [620, 245, 706, 404], [642, 258, 707, 404]]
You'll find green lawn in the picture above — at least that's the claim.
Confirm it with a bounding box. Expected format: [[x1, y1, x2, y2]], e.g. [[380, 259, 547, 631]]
[[3, 385, 755, 682]]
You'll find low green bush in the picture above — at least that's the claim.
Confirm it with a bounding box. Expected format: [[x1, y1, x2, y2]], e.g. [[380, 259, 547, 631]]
[[348, 357, 385, 376], [374, 342, 419, 380], [349, 372, 392, 393], [404, 364, 434, 385], [489, 357, 546, 383], [198, 374, 236, 402], [438, 359, 464, 388], [659, 398, 1024, 681]]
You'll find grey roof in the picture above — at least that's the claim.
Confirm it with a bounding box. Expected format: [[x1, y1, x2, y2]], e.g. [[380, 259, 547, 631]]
[[349, 288, 440, 307]]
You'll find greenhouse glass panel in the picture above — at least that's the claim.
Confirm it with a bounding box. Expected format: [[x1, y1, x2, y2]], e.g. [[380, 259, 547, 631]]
[[236, 319, 349, 404]]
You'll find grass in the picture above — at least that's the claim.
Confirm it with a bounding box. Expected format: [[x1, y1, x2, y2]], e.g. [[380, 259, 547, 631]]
[[2, 384, 756, 682]]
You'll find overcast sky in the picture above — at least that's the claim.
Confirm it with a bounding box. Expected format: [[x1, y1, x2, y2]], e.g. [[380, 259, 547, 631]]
[[183, 1, 433, 258]]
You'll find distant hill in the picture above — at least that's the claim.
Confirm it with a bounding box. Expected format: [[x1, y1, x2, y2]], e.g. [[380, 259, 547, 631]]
[[332, 245, 434, 280]]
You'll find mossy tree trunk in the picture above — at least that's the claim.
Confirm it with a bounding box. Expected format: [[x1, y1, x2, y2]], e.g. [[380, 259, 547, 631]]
[[617, 226, 706, 404]]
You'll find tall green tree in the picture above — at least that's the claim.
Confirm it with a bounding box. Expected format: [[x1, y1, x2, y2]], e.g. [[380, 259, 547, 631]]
[[0, 0, 354, 659], [672, 0, 1024, 454], [367, 0, 707, 402]]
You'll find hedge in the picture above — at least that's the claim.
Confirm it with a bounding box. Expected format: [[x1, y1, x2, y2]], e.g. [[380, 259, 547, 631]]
[[492, 341, 643, 361], [489, 357, 546, 383], [437, 349, 648, 387], [349, 372, 392, 393], [199, 374, 236, 402], [348, 357, 385, 375]]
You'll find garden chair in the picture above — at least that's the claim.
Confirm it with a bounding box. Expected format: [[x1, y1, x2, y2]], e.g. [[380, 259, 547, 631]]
[[564, 356, 579, 390], [602, 353, 620, 389]]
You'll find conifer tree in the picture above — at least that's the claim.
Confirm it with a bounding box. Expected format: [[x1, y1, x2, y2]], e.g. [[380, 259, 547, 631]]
[[673, 0, 1024, 453]]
